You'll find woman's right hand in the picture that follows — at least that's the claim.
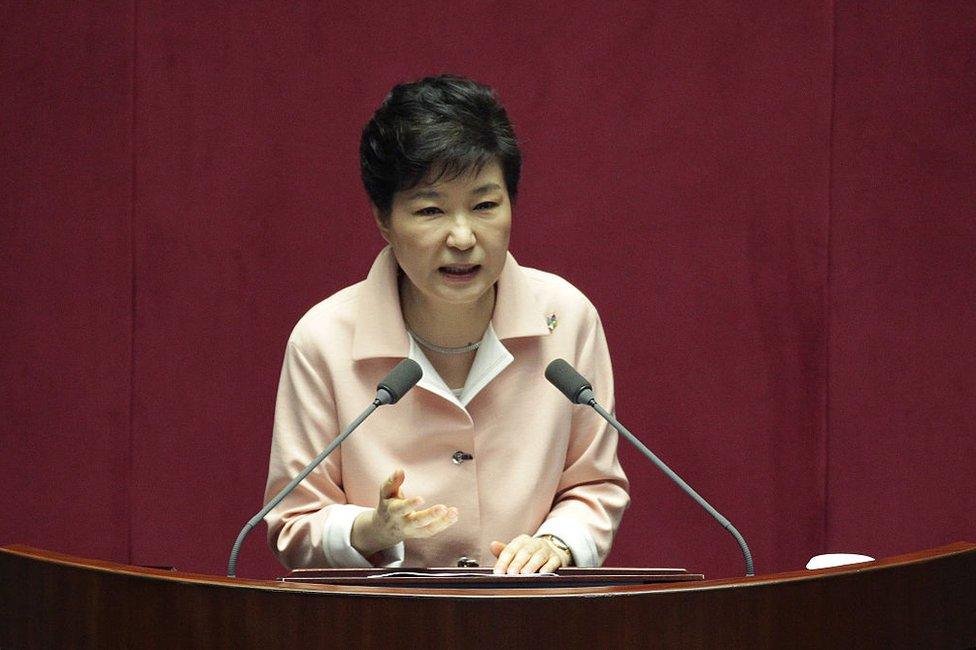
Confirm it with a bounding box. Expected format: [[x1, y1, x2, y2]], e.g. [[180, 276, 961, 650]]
[[350, 468, 458, 557]]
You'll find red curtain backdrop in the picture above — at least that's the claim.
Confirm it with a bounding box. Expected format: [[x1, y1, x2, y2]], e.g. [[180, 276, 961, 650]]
[[2, 1, 973, 580]]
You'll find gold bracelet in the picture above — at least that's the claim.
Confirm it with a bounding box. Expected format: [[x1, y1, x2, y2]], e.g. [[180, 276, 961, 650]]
[[539, 534, 573, 565]]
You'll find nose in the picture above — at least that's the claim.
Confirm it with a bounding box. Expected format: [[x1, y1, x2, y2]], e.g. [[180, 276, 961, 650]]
[[446, 213, 476, 250]]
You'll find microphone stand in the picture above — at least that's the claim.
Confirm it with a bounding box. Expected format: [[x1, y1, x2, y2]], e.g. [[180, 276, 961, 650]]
[[227, 399, 382, 577], [546, 358, 754, 576], [587, 399, 755, 577], [227, 358, 421, 577]]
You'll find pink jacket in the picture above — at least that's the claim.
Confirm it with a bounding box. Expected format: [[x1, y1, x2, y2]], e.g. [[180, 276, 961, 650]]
[[264, 247, 629, 568]]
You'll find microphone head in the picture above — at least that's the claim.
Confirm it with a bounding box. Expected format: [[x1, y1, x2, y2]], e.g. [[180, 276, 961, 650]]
[[376, 358, 423, 405], [545, 358, 593, 404]]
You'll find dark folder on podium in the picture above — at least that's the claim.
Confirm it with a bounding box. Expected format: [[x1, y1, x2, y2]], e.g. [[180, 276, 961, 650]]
[[284, 566, 704, 588]]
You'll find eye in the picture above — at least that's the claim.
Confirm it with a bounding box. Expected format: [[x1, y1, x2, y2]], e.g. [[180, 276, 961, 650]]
[[414, 206, 443, 216], [474, 201, 499, 211]]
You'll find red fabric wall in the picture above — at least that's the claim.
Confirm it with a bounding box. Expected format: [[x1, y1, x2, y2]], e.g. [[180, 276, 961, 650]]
[[1, 4, 134, 563], [2, 1, 973, 580], [827, 3, 976, 555]]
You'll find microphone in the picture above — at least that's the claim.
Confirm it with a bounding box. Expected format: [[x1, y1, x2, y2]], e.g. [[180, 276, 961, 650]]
[[376, 357, 423, 404], [545, 358, 755, 576], [227, 358, 422, 577], [545, 358, 595, 405]]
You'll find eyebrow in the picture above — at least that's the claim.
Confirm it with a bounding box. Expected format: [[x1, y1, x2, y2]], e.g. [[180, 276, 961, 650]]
[[406, 183, 503, 201], [471, 182, 503, 195]]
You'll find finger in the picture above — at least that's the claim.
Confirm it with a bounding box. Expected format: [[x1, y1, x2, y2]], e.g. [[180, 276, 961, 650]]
[[381, 469, 405, 499], [412, 509, 459, 538], [541, 555, 562, 574], [385, 495, 423, 516], [404, 504, 449, 528], [521, 547, 552, 574], [489, 541, 506, 557], [493, 535, 531, 574], [414, 505, 457, 526], [507, 545, 537, 575], [493, 543, 517, 575]]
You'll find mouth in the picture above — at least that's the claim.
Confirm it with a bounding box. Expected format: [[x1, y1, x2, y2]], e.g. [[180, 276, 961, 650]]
[[439, 264, 481, 281]]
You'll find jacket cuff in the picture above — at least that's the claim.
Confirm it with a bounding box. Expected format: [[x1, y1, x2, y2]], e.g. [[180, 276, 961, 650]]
[[534, 516, 600, 568], [323, 504, 404, 568]]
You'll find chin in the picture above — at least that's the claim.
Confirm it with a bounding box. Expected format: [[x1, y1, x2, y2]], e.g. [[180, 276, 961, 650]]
[[438, 289, 487, 305], [436, 282, 492, 303]]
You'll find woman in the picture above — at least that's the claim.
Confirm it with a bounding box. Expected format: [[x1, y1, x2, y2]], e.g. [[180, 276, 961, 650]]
[[265, 75, 629, 574]]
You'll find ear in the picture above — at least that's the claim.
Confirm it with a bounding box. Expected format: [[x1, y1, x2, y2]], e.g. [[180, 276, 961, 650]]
[[371, 204, 391, 243]]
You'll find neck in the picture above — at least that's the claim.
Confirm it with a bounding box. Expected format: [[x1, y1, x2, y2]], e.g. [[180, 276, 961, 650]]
[[399, 279, 495, 348]]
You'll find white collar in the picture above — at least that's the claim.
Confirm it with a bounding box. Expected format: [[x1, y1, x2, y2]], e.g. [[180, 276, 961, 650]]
[[408, 324, 514, 410]]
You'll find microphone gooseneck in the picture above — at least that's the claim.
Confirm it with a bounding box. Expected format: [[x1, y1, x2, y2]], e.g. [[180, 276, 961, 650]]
[[227, 358, 422, 577], [545, 358, 755, 577]]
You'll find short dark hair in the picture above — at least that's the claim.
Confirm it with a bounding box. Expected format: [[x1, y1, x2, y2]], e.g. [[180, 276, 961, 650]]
[[360, 75, 522, 221]]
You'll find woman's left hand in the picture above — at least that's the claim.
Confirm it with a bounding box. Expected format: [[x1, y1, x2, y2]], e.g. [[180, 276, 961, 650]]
[[490, 534, 571, 574]]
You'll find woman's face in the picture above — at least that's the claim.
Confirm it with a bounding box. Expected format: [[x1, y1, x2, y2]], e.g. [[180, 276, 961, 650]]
[[377, 160, 512, 310]]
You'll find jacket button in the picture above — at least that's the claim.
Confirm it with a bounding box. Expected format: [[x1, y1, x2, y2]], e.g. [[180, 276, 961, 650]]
[[452, 451, 473, 465]]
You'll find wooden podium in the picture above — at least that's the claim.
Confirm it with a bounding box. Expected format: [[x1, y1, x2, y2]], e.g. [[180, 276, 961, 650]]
[[1, 542, 974, 648]]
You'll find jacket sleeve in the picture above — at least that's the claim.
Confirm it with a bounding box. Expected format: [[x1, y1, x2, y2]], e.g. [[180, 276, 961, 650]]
[[263, 341, 403, 569], [535, 307, 630, 566]]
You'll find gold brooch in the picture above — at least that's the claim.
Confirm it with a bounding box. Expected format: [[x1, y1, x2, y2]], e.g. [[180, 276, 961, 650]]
[[546, 313, 558, 332]]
